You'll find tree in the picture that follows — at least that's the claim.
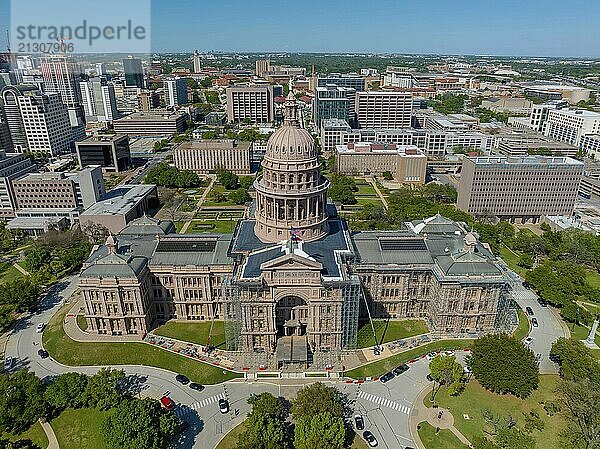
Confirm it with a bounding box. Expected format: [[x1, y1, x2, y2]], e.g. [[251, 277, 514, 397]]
[[381, 171, 393, 180], [229, 188, 251, 205], [216, 169, 239, 190], [239, 176, 254, 190], [429, 355, 465, 399], [294, 412, 345, 449], [550, 338, 600, 382], [0, 438, 40, 449], [102, 397, 180, 449], [22, 247, 51, 272], [83, 368, 125, 410], [0, 370, 48, 434], [328, 184, 356, 204], [175, 170, 200, 188], [556, 378, 600, 449], [236, 393, 289, 449], [560, 303, 593, 327], [471, 334, 539, 398], [291, 383, 344, 420], [44, 372, 89, 412]]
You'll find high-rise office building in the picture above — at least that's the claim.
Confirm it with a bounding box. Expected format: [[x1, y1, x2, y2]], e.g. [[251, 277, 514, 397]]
[[18, 92, 73, 156], [255, 59, 271, 78], [457, 156, 584, 222], [96, 63, 107, 76], [40, 55, 82, 108], [80, 77, 118, 123], [226, 85, 274, 124], [313, 85, 356, 127], [355, 91, 413, 129], [193, 50, 202, 73], [164, 77, 188, 106], [123, 57, 144, 88], [1, 85, 39, 152], [314, 73, 365, 92]]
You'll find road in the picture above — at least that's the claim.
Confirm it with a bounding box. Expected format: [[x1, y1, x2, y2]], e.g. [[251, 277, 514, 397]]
[[3, 264, 566, 449], [128, 149, 172, 185]]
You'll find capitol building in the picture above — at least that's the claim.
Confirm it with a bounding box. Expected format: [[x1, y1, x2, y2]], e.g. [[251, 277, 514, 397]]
[[79, 94, 511, 365]]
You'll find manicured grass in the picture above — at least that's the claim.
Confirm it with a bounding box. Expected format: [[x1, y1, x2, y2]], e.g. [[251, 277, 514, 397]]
[[355, 319, 429, 348], [498, 246, 526, 276], [355, 197, 383, 206], [356, 185, 377, 196], [185, 219, 238, 234], [51, 408, 107, 449], [417, 422, 468, 449], [585, 270, 600, 289], [153, 320, 226, 348], [4, 421, 49, 449], [569, 323, 600, 357], [513, 309, 530, 341], [76, 315, 88, 331], [0, 262, 26, 283], [426, 375, 566, 449], [346, 339, 473, 379], [215, 421, 245, 449], [204, 183, 235, 206], [43, 306, 241, 385]]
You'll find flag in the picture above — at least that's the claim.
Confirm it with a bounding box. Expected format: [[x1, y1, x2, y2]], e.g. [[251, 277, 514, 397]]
[[290, 227, 302, 242]]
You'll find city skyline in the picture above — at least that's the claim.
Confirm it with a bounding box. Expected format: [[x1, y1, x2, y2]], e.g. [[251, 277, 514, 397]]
[[0, 0, 599, 57]]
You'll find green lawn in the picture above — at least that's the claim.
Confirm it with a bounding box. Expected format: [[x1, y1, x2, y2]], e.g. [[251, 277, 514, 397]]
[[204, 183, 235, 206], [585, 270, 600, 289], [43, 306, 241, 385], [76, 315, 88, 331], [4, 421, 49, 449], [356, 185, 377, 196], [185, 219, 238, 234], [0, 262, 26, 283], [498, 246, 526, 276], [51, 408, 107, 449], [346, 339, 473, 379], [426, 375, 566, 449], [417, 422, 468, 449], [569, 323, 600, 357], [153, 320, 226, 348], [355, 319, 429, 348], [513, 309, 530, 341]]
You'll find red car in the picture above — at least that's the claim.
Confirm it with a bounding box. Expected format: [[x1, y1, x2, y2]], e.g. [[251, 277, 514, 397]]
[[160, 396, 176, 411]]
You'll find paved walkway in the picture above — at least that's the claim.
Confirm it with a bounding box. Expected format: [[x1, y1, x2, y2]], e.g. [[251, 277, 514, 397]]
[[40, 420, 60, 449], [13, 262, 30, 276], [409, 385, 472, 449], [180, 176, 215, 234], [369, 178, 389, 209]]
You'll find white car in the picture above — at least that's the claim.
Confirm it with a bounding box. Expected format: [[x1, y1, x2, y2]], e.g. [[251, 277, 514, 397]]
[[426, 352, 438, 361], [36, 323, 45, 333], [524, 336, 534, 346], [442, 350, 455, 357]]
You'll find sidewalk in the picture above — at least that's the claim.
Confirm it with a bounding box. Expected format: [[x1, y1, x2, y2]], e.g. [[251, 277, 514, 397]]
[[409, 384, 472, 449], [40, 420, 59, 449], [179, 176, 215, 234]]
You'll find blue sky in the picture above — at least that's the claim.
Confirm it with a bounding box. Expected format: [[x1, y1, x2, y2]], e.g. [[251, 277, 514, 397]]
[[1, 0, 599, 57]]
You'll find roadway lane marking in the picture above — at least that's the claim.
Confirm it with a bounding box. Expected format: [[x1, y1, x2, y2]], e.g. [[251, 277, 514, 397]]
[[357, 391, 410, 415], [173, 393, 226, 418]]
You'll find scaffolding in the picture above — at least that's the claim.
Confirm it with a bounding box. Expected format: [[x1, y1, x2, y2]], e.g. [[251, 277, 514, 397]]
[[340, 275, 362, 350], [222, 276, 242, 351]]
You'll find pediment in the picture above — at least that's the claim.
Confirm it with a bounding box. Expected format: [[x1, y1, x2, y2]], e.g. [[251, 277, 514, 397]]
[[260, 253, 322, 272]]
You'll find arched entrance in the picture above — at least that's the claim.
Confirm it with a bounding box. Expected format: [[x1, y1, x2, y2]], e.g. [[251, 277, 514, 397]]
[[275, 296, 308, 337]]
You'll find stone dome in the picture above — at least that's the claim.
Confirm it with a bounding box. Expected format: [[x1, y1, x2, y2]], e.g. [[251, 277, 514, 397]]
[[265, 92, 316, 161]]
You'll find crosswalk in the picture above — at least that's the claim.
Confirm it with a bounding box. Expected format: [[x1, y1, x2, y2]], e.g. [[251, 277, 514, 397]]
[[357, 391, 410, 415], [174, 393, 226, 418]]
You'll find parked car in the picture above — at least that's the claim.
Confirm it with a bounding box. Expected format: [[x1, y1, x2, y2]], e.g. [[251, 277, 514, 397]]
[[531, 318, 539, 328], [537, 298, 548, 307], [218, 398, 229, 414], [392, 364, 409, 376], [354, 414, 365, 431], [37, 349, 49, 359], [36, 323, 45, 333], [160, 396, 176, 411], [524, 336, 534, 346], [189, 382, 205, 392], [363, 430, 378, 447], [426, 374, 433, 382], [175, 374, 190, 385], [426, 352, 437, 361], [379, 372, 395, 383], [442, 350, 455, 357], [525, 307, 534, 316], [3, 356, 14, 371]]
